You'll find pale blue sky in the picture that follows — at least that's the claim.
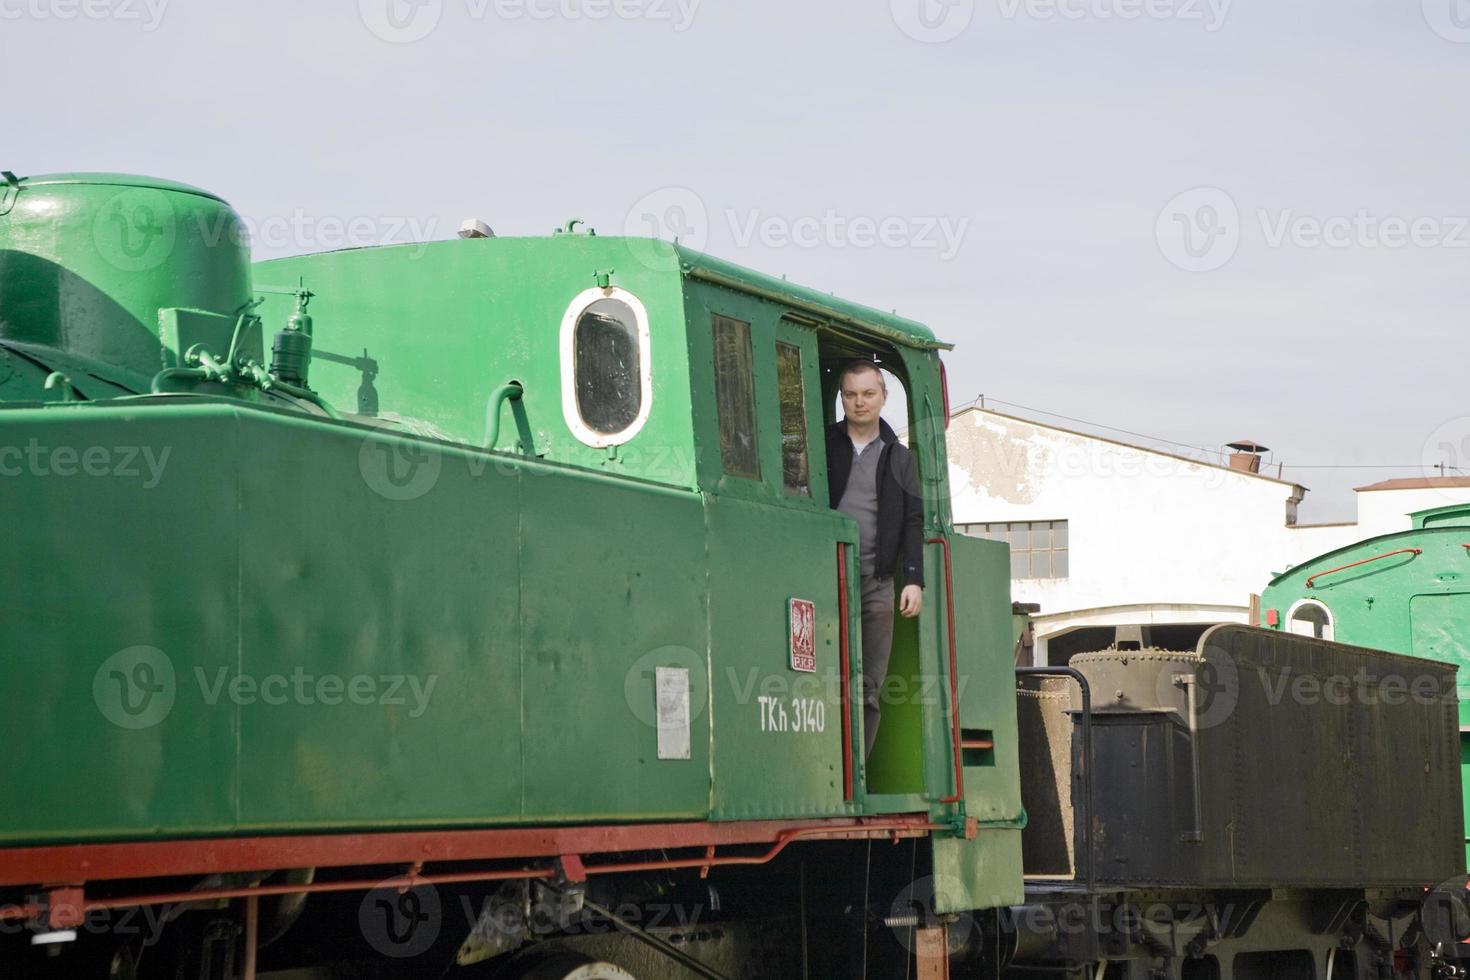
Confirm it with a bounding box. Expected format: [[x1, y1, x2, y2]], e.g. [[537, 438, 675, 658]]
[[8, 0, 1468, 519]]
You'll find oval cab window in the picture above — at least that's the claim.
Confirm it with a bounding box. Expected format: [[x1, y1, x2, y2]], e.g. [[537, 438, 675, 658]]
[[560, 287, 652, 447]]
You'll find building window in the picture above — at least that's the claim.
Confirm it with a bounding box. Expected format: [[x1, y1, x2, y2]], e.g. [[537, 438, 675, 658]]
[[961, 520, 1069, 579], [712, 314, 760, 480], [775, 341, 810, 496], [1286, 599, 1333, 641], [560, 287, 652, 447]]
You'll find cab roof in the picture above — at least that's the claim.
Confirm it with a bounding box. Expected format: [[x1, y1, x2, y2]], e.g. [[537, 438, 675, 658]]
[[671, 243, 951, 352]]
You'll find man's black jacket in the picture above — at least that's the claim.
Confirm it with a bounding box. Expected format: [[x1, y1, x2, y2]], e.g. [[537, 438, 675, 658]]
[[825, 419, 925, 588]]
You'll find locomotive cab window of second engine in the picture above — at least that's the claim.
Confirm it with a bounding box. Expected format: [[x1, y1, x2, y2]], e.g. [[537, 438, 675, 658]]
[[560, 287, 652, 448]]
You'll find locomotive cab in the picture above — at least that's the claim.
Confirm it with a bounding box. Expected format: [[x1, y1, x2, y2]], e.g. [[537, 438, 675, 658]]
[[255, 229, 1025, 908]]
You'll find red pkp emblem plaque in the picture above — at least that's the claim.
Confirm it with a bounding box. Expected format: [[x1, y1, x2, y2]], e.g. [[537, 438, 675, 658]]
[[789, 598, 816, 673]]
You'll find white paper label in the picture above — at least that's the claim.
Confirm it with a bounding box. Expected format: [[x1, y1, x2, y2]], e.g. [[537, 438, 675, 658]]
[[655, 666, 691, 760]]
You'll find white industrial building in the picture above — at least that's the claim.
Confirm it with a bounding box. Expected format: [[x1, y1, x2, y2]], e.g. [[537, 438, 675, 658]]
[[946, 407, 1470, 664]]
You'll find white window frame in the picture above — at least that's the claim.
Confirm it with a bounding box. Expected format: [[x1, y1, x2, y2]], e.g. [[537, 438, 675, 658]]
[[559, 286, 653, 448], [1285, 598, 1334, 641]]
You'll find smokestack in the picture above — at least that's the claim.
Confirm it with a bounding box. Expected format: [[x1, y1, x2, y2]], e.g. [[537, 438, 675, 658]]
[[1226, 439, 1269, 474]]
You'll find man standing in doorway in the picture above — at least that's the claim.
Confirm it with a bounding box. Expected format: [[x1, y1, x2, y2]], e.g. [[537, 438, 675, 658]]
[[826, 359, 924, 759]]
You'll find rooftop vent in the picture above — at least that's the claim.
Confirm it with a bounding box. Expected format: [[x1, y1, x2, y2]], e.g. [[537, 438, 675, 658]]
[[1225, 439, 1269, 474], [457, 219, 494, 239]]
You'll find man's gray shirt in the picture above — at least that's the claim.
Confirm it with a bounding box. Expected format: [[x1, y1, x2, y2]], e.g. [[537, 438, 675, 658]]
[[837, 438, 883, 579]]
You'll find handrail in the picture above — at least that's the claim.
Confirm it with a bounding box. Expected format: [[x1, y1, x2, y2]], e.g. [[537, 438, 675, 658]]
[[836, 542, 855, 801], [1304, 547, 1422, 589], [926, 535, 965, 806], [1016, 666, 1095, 894]]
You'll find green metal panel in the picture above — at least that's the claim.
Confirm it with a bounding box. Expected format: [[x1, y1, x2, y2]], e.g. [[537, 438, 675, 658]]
[[932, 533, 1026, 911], [0, 402, 731, 840], [948, 535, 1024, 826], [0, 406, 239, 840], [253, 236, 697, 490], [706, 494, 850, 819], [517, 469, 710, 820], [232, 419, 526, 829]]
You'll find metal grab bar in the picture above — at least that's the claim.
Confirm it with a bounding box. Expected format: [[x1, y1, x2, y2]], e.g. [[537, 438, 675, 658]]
[[1304, 547, 1422, 589], [1174, 672, 1204, 844], [836, 542, 855, 802], [926, 535, 966, 806], [1016, 666, 1095, 894]]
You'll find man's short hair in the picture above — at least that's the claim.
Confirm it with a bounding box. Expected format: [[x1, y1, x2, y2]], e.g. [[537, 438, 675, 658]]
[[838, 359, 886, 391]]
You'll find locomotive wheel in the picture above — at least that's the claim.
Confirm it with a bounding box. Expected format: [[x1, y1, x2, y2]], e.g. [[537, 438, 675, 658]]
[[516, 954, 637, 980]]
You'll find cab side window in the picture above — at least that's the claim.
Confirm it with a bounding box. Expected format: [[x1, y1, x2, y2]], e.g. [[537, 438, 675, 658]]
[[575, 300, 641, 434], [560, 287, 651, 448], [775, 341, 810, 496], [712, 314, 760, 479]]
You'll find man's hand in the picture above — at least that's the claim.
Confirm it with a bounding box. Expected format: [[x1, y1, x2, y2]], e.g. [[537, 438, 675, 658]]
[[899, 584, 923, 618]]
